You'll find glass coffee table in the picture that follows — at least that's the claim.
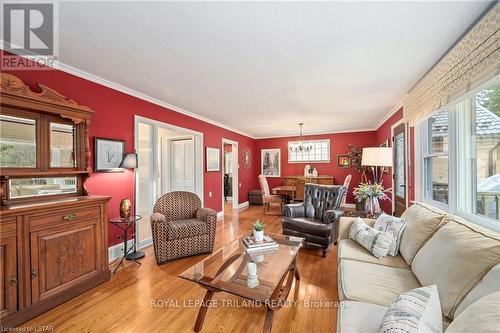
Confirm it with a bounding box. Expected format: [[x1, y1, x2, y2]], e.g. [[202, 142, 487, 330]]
[[179, 233, 304, 333]]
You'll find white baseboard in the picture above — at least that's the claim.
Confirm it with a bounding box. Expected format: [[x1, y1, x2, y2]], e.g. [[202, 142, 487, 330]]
[[237, 201, 249, 209], [108, 239, 135, 262], [217, 211, 224, 219]]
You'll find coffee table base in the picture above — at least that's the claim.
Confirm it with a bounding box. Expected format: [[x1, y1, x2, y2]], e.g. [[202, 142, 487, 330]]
[[193, 259, 300, 333]]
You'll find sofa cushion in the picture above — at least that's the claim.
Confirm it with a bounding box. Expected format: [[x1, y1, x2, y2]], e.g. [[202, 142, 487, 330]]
[[411, 216, 500, 319], [338, 301, 387, 333], [282, 217, 332, 237], [339, 259, 421, 306], [400, 202, 447, 265], [454, 264, 500, 316], [349, 217, 393, 259], [167, 219, 207, 240], [378, 285, 443, 333], [445, 292, 500, 333], [373, 213, 407, 256], [338, 239, 410, 269]]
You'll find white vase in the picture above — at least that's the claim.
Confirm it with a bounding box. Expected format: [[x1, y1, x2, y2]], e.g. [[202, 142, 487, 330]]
[[253, 229, 264, 242]]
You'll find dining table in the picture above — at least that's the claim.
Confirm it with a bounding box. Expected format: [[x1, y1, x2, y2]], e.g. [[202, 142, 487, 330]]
[[272, 185, 296, 203]]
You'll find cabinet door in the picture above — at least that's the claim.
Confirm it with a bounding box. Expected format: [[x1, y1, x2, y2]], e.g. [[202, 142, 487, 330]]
[[295, 178, 306, 201], [30, 219, 101, 304], [0, 222, 17, 318]]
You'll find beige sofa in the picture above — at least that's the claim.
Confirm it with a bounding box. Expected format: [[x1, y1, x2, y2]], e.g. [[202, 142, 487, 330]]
[[336, 202, 500, 332]]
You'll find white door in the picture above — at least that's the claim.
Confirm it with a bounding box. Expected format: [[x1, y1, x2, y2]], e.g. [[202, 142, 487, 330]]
[[170, 138, 195, 192]]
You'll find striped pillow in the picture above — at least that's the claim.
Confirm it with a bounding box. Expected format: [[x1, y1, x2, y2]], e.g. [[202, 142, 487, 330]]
[[374, 213, 407, 256], [378, 285, 443, 333], [349, 217, 393, 259]]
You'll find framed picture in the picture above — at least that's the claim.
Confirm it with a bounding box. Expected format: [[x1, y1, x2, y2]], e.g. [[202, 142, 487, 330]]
[[94, 137, 125, 172], [380, 139, 389, 147], [337, 154, 351, 168], [206, 147, 220, 172], [261, 148, 281, 177]]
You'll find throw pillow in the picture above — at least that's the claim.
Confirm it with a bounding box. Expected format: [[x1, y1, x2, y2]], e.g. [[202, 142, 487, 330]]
[[349, 217, 393, 259], [378, 285, 443, 333], [374, 213, 407, 256]]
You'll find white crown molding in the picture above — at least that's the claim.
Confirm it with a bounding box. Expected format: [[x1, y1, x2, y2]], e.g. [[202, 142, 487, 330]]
[[256, 127, 377, 140], [0, 42, 256, 139]]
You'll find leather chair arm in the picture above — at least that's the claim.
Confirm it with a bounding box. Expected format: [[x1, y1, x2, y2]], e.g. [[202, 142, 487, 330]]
[[324, 209, 344, 224], [283, 203, 306, 218]]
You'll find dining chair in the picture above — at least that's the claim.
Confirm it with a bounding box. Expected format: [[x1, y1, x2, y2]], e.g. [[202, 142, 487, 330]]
[[258, 175, 283, 214], [341, 174, 352, 208]]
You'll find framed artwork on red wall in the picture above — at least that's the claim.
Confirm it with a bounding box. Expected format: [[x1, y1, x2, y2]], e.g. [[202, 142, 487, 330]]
[[337, 154, 350, 168]]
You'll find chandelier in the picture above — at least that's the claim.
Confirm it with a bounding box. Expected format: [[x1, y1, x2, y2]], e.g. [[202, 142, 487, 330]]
[[289, 123, 313, 153]]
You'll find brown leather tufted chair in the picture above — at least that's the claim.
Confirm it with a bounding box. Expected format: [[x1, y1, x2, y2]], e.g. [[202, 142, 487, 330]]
[[151, 191, 217, 264], [282, 183, 346, 257]]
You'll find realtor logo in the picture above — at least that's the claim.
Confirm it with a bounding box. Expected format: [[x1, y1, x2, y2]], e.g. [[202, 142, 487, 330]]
[[2, 2, 58, 70], [4, 3, 54, 55]]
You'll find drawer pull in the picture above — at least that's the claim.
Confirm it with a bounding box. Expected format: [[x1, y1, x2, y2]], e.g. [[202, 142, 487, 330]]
[[10, 275, 17, 285], [63, 213, 76, 221], [31, 269, 38, 279]]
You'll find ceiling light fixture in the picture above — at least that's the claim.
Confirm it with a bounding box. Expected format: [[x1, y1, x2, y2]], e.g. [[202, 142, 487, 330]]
[[290, 123, 313, 153]]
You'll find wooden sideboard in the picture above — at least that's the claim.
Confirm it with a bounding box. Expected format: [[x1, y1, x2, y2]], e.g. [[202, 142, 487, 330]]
[[0, 196, 111, 327], [283, 176, 335, 201]]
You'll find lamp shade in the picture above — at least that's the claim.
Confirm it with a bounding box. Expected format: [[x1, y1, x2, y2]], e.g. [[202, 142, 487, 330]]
[[361, 147, 392, 167], [119, 152, 138, 169]]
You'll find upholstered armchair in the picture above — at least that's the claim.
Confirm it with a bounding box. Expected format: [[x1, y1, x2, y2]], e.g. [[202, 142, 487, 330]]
[[282, 183, 346, 257], [151, 191, 217, 264]]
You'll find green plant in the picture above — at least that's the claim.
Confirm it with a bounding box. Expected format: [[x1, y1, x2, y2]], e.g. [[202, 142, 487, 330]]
[[353, 182, 391, 202], [253, 220, 265, 231]]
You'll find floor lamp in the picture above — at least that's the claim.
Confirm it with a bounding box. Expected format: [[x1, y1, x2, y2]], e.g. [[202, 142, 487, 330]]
[[119, 152, 145, 260], [361, 147, 393, 184]]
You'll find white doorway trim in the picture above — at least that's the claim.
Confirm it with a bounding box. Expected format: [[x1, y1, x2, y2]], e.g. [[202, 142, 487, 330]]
[[222, 138, 239, 211], [134, 115, 204, 250]]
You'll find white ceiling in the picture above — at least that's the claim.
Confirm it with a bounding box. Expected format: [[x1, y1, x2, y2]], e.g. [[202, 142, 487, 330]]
[[55, 1, 491, 138]]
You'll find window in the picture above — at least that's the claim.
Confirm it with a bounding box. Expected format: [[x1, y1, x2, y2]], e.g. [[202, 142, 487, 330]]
[[0, 115, 36, 168], [418, 77, 500, 228], [466, 84, 500, 220], [288, 139, 330, 162], [423, 109, 449, 204], [50, 122, 76, 167]]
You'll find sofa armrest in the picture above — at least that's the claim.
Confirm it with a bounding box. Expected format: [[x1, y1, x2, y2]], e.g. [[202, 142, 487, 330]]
[[324, 209, 344, 224], [338, 217, 377, 240], [196, 207, 217, 224], [283, 203, 305, 218]]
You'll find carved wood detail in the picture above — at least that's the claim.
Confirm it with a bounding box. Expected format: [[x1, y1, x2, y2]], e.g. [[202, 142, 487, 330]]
[[1, 73, 90, 111]]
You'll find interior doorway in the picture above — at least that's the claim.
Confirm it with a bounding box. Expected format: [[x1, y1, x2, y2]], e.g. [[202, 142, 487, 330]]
[[134, 116, 203, 250], [222, 139, 239, 214]]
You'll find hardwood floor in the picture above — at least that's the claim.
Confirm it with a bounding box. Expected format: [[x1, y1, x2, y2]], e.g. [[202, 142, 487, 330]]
[[21, 204, 339, 333]]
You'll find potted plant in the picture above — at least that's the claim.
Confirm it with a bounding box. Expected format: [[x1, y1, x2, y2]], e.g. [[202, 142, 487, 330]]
[[253, 220, 265, 241], [353, 182, 391, 216]]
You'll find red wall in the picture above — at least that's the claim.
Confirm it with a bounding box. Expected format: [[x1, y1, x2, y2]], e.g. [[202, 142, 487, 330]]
[[1, 51, 259, 246], [374, 107, 404, 213], [256, 131, 377, 205]]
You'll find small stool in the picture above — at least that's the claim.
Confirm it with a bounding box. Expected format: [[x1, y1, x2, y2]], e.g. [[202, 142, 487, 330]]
[[248, 189, 263, 205]]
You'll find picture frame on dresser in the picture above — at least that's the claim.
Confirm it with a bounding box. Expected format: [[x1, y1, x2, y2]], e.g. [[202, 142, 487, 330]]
[[94, 137, 125, 172]]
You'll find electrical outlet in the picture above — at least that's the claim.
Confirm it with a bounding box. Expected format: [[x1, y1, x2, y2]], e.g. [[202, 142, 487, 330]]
[[209, 191, 212, 198], [239, 182, 242, 188]]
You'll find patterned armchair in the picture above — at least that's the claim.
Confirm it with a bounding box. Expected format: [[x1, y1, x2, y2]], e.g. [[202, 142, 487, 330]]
[[151, 191, 217, 264]]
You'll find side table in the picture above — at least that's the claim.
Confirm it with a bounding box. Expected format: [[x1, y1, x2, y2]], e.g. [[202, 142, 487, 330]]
[[109, 215, 144, 273]]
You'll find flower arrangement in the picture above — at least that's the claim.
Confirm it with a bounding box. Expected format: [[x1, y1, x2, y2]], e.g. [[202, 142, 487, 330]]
[[353, 182, 392, 216], [253, 220, 265, 241], [353, 182, 391, 202]]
